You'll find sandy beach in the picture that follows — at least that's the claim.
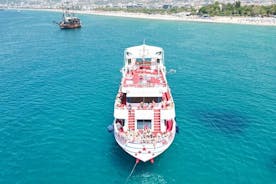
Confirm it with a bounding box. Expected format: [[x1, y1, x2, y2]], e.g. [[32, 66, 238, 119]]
[[18, 8, 276, 26]]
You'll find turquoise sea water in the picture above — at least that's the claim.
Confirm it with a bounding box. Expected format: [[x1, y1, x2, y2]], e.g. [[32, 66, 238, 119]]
[[0, 10, 276, 184]]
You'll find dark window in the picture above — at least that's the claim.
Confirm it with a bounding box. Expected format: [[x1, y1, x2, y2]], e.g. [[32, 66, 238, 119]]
[[116, 119, 125, 126], [137, 120, 151, 129], [127, 97, 161, 103]]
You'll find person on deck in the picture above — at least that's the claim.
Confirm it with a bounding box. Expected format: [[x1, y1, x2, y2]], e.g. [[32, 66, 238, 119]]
[[127, 104, 132, 112]]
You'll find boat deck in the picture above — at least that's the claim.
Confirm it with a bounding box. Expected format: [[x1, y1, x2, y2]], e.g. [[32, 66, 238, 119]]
[[123, 68, 166, 88], [114, 44, 176, 162]]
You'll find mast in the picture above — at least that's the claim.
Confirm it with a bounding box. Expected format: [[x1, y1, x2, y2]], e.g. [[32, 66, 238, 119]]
[[142, 40, 146, 103], [142, 40, 145, 62]]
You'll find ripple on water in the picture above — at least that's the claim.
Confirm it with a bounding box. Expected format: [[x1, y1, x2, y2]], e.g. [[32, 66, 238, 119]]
[[198, 110, 248, 135], [130, 172, 168, 184]]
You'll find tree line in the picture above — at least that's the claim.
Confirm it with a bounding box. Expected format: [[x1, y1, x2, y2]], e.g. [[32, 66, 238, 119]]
[[198, 1, 276, 17], [95, 1, 276, 17]]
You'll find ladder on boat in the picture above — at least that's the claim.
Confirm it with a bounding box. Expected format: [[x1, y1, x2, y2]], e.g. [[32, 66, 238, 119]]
[[128, 109, 135, 130], [153, 109, 161, 134]]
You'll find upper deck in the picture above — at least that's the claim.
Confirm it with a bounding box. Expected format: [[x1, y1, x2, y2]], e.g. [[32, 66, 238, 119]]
[[121, 44, 167, 89], [123, 68, 166, 88]]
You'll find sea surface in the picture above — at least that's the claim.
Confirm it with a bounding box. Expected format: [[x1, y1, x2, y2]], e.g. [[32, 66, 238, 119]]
[[0, 10, 276, 184]]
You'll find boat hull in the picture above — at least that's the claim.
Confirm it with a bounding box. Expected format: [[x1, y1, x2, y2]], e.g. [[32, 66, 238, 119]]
[[114, 120, 176, 162], [113, 44, 176, 163], [59, 23, 81, 29]]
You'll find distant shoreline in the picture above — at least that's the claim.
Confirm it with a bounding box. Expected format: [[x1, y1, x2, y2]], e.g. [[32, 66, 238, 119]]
[[7, 8, 276, 26]]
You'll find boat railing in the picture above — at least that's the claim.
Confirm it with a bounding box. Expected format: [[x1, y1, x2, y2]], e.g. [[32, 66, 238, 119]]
[[123, 83, 166, 88], [161, 100, 174, 110], [115, 128, 174, 146], [115, 101, 174, 110]]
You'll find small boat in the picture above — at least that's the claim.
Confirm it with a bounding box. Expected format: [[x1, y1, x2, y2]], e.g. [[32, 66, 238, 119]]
[[113, 44, 176, 163], [59, 8, 81, 29]]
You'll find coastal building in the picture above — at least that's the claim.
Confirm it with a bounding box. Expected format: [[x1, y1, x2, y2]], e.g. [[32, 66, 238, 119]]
[[1, 0, 276, 10]]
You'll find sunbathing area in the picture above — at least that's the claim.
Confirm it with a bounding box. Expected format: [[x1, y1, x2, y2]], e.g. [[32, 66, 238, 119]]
[[123, 68, 166, 88], [115, 127, 174, 146]]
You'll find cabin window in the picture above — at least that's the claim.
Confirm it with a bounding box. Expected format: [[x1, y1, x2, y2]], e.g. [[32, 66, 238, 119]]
[[137, 120, 151, 129], [128, 59, 131, 65], [145, 58, 151, 62], [136, 58, 143, 62], [127, 97, 161, 103], [157, 59, 160, 64]]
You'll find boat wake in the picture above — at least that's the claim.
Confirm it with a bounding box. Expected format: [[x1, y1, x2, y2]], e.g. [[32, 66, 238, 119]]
[[167, 69, 176, 74], [130, 172, 167, 184]]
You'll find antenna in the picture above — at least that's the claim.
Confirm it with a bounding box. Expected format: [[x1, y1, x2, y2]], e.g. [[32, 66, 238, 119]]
[[142, 42, 145, 61], [142, 39, 147, 61]]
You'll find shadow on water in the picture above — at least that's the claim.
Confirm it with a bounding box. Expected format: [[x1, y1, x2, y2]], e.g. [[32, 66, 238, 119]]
[[197, 109, 248, 135], [272, 157, 276, 168], [58, 28, 82, 32], [268, 156, 276, 171]]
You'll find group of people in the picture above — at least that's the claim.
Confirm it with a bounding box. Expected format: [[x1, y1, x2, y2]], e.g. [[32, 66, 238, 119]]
[[137, 101, 156, 110], [116, 92, 126, 108], [124, 100, 173, 112], [126, 101, 157, 111], [115, 119, 124, 132], [117, 127, 172, 147]]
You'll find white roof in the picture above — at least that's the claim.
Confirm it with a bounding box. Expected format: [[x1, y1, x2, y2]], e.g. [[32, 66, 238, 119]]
[[125, 44, 163, 59], [124, 87, 164, 97]]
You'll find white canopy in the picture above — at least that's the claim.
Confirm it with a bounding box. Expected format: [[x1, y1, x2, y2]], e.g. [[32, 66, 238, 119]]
[[125, 44, 163, 59], [125, 87, 163, 97]]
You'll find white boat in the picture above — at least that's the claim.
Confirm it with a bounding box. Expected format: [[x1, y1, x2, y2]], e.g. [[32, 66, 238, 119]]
[[113, 44, 176, 163]]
